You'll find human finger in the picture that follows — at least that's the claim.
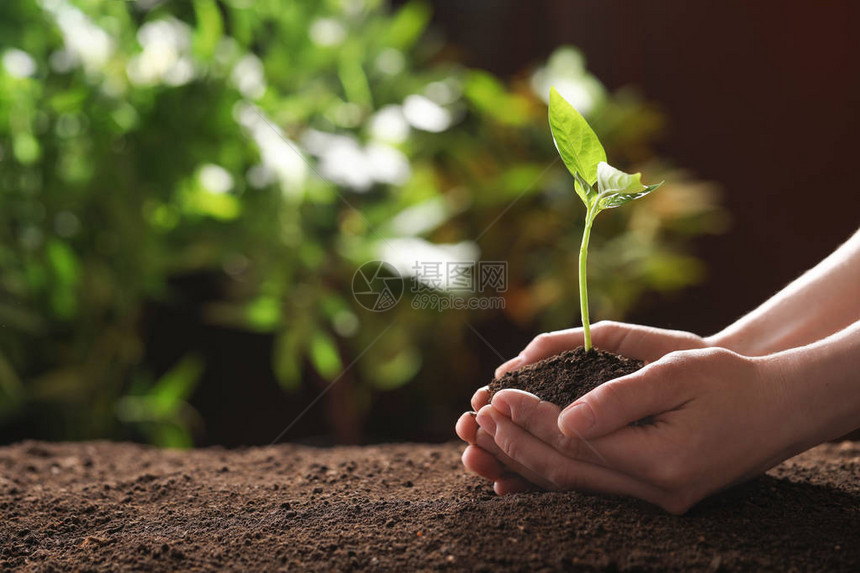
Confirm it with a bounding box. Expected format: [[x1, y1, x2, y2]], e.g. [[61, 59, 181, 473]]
[[491, 389, 606, 466], [493, 475, 534, 495], [589, 322, 705, 363], [455, 411, 479, 444], [558, 356, 689, 441], [471, 386, 491, 411], [486, 407, 667, 504], [461, 444, 506, 481], [474, 414, 557, 490]]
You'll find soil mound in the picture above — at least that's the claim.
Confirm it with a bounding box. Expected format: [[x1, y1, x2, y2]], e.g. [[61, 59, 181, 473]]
[[489, 347, 642, 407], [1, 440, 858, 571]]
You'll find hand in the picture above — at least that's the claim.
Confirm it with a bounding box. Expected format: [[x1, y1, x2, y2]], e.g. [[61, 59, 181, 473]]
[[469, 347, 803, 514], [456, 321, 709, 496], [494, 321, 708, 378]]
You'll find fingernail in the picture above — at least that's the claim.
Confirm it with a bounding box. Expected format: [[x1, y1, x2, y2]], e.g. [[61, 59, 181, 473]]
[[476, 410, 496, 436], [559, 402, 594, 437], [467, 411, 477, 418], [490, 394, 511, 417]]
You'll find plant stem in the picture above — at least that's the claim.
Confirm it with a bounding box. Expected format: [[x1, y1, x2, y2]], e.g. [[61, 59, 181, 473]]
[[579, 207, 597, 351]]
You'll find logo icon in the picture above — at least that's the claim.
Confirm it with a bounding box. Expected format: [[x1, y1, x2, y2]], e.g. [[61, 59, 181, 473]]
[[352, 261, 404, 312]]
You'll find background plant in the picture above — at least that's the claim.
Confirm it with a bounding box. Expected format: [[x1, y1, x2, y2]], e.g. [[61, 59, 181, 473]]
[[0, 0, 726, 446]]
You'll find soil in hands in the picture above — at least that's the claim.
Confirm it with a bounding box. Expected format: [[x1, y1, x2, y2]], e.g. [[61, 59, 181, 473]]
[[488, 347, 643, 407]]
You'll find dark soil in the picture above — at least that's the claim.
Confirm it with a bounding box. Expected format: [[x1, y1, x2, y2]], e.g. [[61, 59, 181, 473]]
[[489, 347, 643, 407], [1, 440, 858, 571]]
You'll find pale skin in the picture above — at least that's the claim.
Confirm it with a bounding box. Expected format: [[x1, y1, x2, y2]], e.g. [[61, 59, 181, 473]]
[[456, 228, 860, 514]]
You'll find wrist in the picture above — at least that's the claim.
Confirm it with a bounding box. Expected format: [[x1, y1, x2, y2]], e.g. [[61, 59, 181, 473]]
[[705, 323, 791, 357], [759, 331, 860, 452], [704, 329, 751, 355]]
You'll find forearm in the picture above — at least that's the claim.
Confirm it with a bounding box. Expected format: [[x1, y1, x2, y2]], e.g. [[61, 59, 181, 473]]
[[762, 318, 860, 455], [707, 228, 860, 355]]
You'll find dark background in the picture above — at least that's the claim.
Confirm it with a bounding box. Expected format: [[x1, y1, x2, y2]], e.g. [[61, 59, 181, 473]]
[[429, 0, 860, 334], [201, 0, 860, 445]]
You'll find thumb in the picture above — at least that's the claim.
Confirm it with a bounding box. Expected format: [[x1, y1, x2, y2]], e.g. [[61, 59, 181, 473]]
[[590, 322, 704, 363], [557, 358, 687, 440]]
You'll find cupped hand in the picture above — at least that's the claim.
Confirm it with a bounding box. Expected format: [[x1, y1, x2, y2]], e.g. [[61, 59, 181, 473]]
[[469, 347, 802, 514], [458, 321, 709, 495]]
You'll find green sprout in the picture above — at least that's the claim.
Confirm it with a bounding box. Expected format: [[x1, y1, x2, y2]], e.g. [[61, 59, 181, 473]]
[[548, 87, 663, 351]]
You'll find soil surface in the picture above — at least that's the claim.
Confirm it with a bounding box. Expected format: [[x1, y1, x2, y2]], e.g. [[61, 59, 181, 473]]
[[489, 348, 643, 407], [1, 441, 859, 571]]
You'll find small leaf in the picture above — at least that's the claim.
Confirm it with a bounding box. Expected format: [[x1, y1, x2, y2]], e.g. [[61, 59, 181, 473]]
[[573, 171, 597, 207], [596, 162, 644, 194], [548, 87, 606, 197], [595, 162, 663, 210], [598, 183, 662, 209]]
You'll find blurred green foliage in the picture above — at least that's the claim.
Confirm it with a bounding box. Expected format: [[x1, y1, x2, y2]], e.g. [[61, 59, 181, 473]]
[[0, 0, 726, 446]]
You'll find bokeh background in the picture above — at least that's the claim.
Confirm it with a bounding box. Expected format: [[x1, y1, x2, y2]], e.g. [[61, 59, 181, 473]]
[[1, 0, 857, 447]]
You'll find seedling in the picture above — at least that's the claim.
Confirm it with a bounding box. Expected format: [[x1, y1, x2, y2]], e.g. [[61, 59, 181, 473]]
[[548, 87, 662, 351]]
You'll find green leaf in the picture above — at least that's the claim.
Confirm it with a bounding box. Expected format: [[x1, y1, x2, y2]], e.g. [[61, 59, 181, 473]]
[[464, 71, 531, 126], [46, 240, 80, 319], [596, 161, 644, 194], [150, 355, 204, 416], [386, 1, 431, 49], [338, 50, 373, 107], [192, 0, 223, 59], [46, 240, 79, 286], [245, 295, 281, 331], [13, 133, 40, 164], [184, 187, 241, 220], [308, 330, 343, 381], [595, 162, 663, 211], [573, 171, 597, 207], [548, 87, 606, 199]]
